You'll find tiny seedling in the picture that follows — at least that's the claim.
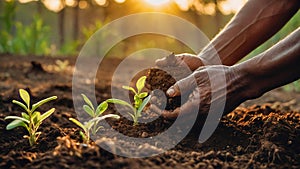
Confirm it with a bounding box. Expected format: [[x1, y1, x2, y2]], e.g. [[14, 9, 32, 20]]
[[106, 76, 151, 126], [69, 94, 120, 143], [5, 89, 57, 146], [54, 59, 69, 72]]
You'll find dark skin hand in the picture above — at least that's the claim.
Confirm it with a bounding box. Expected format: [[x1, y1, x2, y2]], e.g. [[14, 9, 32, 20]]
[[152, 0, 300, 119]]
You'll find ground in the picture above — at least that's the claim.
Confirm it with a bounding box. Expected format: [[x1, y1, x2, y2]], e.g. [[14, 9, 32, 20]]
[[0, 54, 299, 169]]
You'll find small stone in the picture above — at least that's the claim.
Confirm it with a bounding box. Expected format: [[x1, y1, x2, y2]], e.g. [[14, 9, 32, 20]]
[[141, 132, 149, 138]]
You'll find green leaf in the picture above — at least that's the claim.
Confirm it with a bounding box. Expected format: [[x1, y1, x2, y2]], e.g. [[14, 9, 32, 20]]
[[6, 119, 28, 130], [19, 89, 30, 109], [12, 100, 28, 112], [81, 94, 94, 111], [106, 99, 135, 112], [32, 111, 41, 124], [138, 92, 148, 99], [95, 126, 104, 133], [79, 131, 87, 141], [136, 76, 146, 93], [95, 101, 108, 116], [83, 105, 94, 117], [137, 95, 151, 114], [32, 96, 57, 112], [69, 118, 86, 132], [39, 108, 55, 123], [126, 112, 136, 122], [122, 85, 137, 94], [5, 116, 30, 124], [21, 112, 29, 120]]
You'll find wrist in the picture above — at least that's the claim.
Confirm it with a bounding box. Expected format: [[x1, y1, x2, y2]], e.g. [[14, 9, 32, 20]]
[[230, 63, 264, 101]]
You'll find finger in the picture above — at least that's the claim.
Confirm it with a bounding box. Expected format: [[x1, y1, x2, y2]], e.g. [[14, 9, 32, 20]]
[[162, 89, 202, 119], [155, 53, 177, 67], [166, 75, 196, 97], [161, 99, 198, 119]]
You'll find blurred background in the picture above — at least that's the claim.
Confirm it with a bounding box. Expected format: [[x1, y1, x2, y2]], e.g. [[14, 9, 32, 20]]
[[0, 0, 299, 90]]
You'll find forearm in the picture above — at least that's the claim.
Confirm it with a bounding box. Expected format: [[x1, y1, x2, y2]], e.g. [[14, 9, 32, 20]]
[[199, 0, 299, 66], [234, 28, 300, 100]]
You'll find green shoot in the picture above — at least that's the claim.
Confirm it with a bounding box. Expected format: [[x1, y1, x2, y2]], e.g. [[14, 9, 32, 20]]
[[106, 76, 151, 126], [69, 94, 120, 143], [5, 89, 57, 146]]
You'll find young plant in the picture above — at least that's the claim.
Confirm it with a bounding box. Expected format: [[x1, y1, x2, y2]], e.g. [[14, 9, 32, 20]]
[[106, 76, 151, 126], [5, 89, 57, 146], [69, 94, 120, 143]]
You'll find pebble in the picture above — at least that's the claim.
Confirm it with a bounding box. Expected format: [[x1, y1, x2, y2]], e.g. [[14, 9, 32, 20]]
[[141, 132, 149, 138]]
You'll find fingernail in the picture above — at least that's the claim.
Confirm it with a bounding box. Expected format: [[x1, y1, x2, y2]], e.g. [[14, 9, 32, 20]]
[[167, 88, 175, 96]]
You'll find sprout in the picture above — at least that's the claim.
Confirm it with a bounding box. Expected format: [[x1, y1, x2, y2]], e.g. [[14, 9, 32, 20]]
[[106, 76, 151, 126], [69, 94, 120, 143], [5, 89, 57, 146]]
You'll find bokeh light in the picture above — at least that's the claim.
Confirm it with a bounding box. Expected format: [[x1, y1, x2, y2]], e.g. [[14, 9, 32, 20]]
[[65, 0, 77, 7], [174, 0, 190, 11], [42, 0, 64, 12], [94, 0, 107, 6], [218, 0, 247, 15], [19, 0, 37, 3], [79, 0, 89, 9], [144, 0, 170, 6], [114, 0, 126, 3]]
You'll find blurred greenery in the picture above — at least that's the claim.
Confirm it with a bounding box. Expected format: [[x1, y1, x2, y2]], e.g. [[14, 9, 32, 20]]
[[0, 1, 51, 55]]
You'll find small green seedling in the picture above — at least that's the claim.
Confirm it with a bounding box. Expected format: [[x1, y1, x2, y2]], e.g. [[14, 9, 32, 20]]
[[106, 76, 151, 126], [5, 89, 57, 146], [69, 94, 120, 143], [54, 59, 69, 72]]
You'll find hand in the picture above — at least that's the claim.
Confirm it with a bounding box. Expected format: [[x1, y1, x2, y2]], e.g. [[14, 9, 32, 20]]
[[155, 53, 204, 71], [151, 65, 251, 120]]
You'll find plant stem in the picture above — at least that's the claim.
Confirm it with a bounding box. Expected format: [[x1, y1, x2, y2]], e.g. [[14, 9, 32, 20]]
[[28, 110, 36, 146]]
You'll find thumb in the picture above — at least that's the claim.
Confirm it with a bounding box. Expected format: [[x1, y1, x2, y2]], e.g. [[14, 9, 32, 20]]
[[166, 75, 196, 97]]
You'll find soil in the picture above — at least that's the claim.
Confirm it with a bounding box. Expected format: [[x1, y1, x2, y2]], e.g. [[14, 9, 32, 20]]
[[0, 54, 299, 169]]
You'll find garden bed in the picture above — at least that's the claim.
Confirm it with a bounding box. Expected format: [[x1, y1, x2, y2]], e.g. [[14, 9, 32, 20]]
[[0, 55, 299, 168]]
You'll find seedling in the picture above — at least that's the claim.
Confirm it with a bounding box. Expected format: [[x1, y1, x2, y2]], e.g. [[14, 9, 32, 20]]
[[5, 89, 57, 146], [106, 76, 151, 126], [69, 94, 120, 143]]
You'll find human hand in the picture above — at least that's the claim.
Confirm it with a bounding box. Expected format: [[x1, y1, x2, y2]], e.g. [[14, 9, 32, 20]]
[[155, 53, 204, 71], [150, 65, 250, 120]]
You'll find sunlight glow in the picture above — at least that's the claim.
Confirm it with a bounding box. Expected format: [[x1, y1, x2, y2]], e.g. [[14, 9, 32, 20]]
[[144, 0, 170, 6]]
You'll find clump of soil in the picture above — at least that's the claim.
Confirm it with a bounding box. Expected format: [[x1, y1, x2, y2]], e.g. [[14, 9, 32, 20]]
[[145, 54, 192, 110]]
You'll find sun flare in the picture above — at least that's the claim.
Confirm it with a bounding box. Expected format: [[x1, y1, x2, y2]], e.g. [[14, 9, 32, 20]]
[[144, 0, 170, 6]]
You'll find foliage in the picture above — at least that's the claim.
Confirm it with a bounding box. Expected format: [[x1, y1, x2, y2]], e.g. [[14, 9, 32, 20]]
[[58, 40, 81, 56], [69, 94, 120, 143], [0, 11, 51, 55], [5, 89, 57, 146], [106, 76, 151, 126]]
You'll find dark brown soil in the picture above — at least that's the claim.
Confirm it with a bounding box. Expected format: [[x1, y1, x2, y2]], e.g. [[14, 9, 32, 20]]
[[0, 54, 299, 169]]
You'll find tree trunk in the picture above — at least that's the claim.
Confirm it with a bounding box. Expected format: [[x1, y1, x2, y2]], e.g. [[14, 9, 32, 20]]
[[58, 8, 65, 47]]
